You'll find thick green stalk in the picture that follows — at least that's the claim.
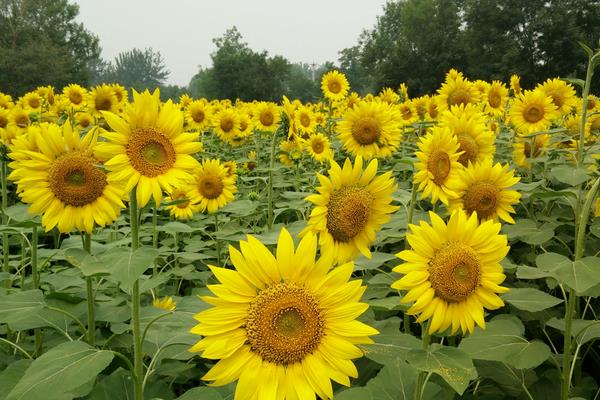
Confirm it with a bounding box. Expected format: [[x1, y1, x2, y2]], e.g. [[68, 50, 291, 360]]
[[214, 213, 220, 266], [403, 184, 419, 334], [83, 234, 95, 346], [1, 159, 10, 287], [266, 129, 278, 230], [415, 322, 431, 400], [31, 225, 42, 356], [129, 191, 144, 400], [152, 201, 158, 276]]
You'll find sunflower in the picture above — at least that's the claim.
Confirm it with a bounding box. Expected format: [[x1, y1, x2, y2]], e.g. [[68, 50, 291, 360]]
[[510, 74, 522, 96], [95, 89, 202, 207], [165, 186, 201, 220], [88, 84, 118, 117], [153, 296, 176, 311], [302, 156, 398, 264], [321, 70, 350, 101], [223, 160, 238, 179], [0, 92, 14, 109], [190, 228, 378, 400], [412, 96, 429, 120], [110, 84, 128, 105], [7, 123, 124, 233], [337, 100, 402, 159], [440, 104, 495, 166], [392, 209, 509, 335], [509, 90, 559, 135], [305, 133, 333, 163], [62, 84, 87, 108], [379, 87, 400, 104], [398, 101, 417, 125], [427, 96, 441, 119], [485, 81, 508, 117], [539, 78, 577, 115], [179, 94, 193, 109], [254, 102, 280, 132], [437, 74, 480, 110], [294, 105, 317, 135], [75, 112, 94, 129], [449, 160, 521, 224], [21, 92, 43, 112], [212, 108, 241, 144], [513, 134, 550, 169], [399, 82, 409, 101], [414, 126, 463, 205], [186, 100, 211, 131], [188, 158, 237, 213]]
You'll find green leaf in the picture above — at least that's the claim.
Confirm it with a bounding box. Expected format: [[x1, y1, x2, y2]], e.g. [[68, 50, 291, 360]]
[[354, 252, 397, 271], [362, 318, 421, 365], [546, 318, 600, 346], [502, 288, 563, 312], [503, 219, 554, 245], [536, 253, 600, 294], [176, 387, 224, 400], [516, 265, 554, 280], [158, 221, 196, 234], [0, 290, 46, 330], [406, 344, 474, 395], [458, 317, 550, 369], [0, 360, 31, 400], [6, 341, 114, 400], [103, 247, 159, 290], [550, 165, 589, 186]]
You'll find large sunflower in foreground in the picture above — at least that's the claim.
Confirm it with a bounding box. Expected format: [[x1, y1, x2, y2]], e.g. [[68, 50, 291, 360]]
[[392, 210, 509, 335], [321, 70, 349, 101], [449, 160, 521, 224], [337, 100, 402, 159], [8, 123, 124, 233], [190, 228, 377, 400], [414, 126, 463, 205], [95, 89, 202, 207], [301, 156, 398, 264], [509, 89, 559, 134], [187, 158, 237, 213]]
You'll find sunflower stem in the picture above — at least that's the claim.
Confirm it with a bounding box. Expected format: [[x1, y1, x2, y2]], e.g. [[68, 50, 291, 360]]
[[214, 213, 221, 266], [83, 233, 95, 346], [415, 321, 431, 400], [152, 200, 158, 276], [1, 158, 10, 288], [129, 191, 144, 400], [267, 128, 278, 230], [31, 225, 42, 356]]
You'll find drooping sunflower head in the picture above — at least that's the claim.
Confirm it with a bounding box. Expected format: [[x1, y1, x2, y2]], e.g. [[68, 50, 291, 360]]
[[190, 228, 378, 400], [414, 126, 464, 204], [62, 84, 87, 108], [188, 158, 237, 213], [321, 70, 350, 101], [337, 100, 402, 159], [539, 78, 577, 115], [305, 132, 333, 163], [439, 104, 496, 166], [509, 89, 559, 135], [449, 159, 521, 223], [302, 156, 399, 264], [485, 81, 508, 117], [392, 209, 509, 335], [88, 84, 118, 117], [8, 122, 124, 233], [96, 89, 202, 207]]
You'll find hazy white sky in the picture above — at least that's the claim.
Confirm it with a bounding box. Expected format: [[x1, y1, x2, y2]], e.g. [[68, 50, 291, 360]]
[[73, 0, 388, 86]]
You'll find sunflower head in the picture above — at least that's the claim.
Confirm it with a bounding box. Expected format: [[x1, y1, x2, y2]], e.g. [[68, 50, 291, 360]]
[[188, 158, 237, 213], [539, 78, 577, 115], [321, 70, 350, 101], [88, 84, 118, 116], [509, 89, 559, 135]]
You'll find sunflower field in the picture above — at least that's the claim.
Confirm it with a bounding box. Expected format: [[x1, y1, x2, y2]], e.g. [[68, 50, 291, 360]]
[[1, 45, 600, 400]]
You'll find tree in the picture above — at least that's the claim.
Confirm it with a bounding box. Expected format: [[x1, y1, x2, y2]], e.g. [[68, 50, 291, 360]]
[[0, 0, 100, 95], [102, 48, 169, 92]]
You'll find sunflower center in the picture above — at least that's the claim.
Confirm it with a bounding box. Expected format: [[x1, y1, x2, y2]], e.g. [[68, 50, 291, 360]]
[[198, 174, 224, 199], [550, 93, 564, 108], [171, 190, 190, 209], [524, 104, 543, 123], [95, 94, 112, 112], [587, 99, 596, 110], [260, 111, 274, 127], [69, 92, 83, 105], [457, 134, 479, 166], [220, 117, 234, 133], [15, 113, 29, 128], [300, 113, 311, 127], [192, 109, 205, 123], [488, 92, 502, 108], [312, 140, 324, 154], [352, 117, 381, 145], [429, 242, 481, 302], [246, 283, 324, 365], [448, 89, 470, 106], [463, 182, 500, 219], [523, 141, 542, 158], [427, 150, 451, 185], [29, 98, 40, 109], [0, 115, 7, 128], [240, 119, 248, 132], [328, 81, 341, 94], [49, 152, 107, 207], [326, 185, 373, 243], [126, 128, 176, 177]]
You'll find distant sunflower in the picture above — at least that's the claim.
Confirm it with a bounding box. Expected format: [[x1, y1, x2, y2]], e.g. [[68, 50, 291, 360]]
[[305, 133, 333, 163], [190, 228, 377, 400], [392, 210, 509, 335], [7, 122, 124, 233], [88, 84, 118, 117], [440, 105, 495, 166], [509, 90, 559, 134], [485, 81, 508, 117], [379, 87, 400, 104], [513, 134, 550, 169], [539, 78, 578, 116], [437, 75, 480, 110], [398, 101, 417, 125], [302, 156, 398, 264], [223, 160, 238, 179], [449, 160, 521, 224], [510, 74, 522, 96], [165, 186, 200, 220], [62, 84, 87, 108], [254, 102, 280, 132], [337, 100, 402, 159], [414, 127, 463, 205], [0, 92, 14, 109], [321, 70, 349, 101], [294, 105, 317, 135], [188, 158, 237, 213], [212, 108, 241, 144], [186, 100, 211, 131], [21, 92, 43, 112], [95, 89, 202, 207]]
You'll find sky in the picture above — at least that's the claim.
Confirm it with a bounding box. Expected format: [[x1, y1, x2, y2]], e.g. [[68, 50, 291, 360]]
[[73, 0, 388, 86]]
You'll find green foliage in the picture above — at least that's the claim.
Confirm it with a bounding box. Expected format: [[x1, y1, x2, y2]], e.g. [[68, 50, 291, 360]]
[[101, 48, 170, 92], [0, 0, 100, 95]]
